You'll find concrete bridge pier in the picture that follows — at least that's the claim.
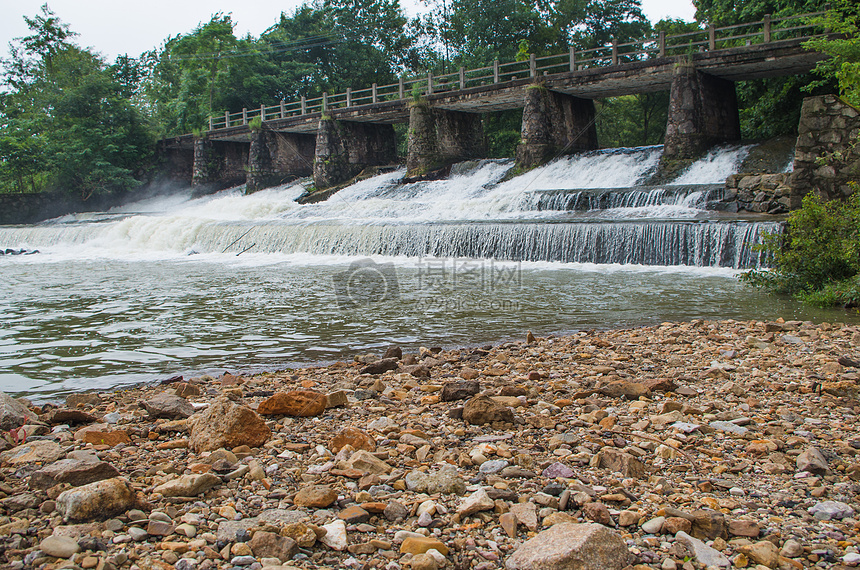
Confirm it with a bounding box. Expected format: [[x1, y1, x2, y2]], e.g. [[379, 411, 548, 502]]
[[246, 129, 315, 194], [406, 103, 487, 178], [516, 85, 599, 169], [191, 137, 248, 191], [313, 119, 397, 190], [662, 60, 741, 162]]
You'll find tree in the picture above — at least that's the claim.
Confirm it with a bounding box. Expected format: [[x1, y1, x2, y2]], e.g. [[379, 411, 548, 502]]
[[140, 14, 250, 135], [552, 0, 650, 51], [741, 189, 860, 307], [444, 0, 547, 63], [693, 0, 827, 26], [804, 0, 860, 107], [262, 0, 419, 97], [0, 5, 154, 197]]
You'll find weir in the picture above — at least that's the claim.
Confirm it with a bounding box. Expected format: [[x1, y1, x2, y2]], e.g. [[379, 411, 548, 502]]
[[0, 145, 782, 270]]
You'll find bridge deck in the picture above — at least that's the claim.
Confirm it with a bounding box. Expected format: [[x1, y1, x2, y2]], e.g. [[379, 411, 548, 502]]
[[161, 36, 826, 148]]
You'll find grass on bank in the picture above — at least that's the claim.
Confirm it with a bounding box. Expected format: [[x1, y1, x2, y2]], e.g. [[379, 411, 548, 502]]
[[740, 186, 860, 309]]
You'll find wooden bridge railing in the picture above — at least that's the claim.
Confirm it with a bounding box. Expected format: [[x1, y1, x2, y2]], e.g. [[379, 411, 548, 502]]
[[207, 11, 828, 132]]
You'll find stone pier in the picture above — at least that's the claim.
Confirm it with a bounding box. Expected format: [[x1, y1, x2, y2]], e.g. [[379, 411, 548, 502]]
[[406, 103, 486, 178], [313, 119, 397, 190], [790, 95, 860, 208], [516, 85, 598, 169], [159, 142, 193, 183], [662, 59, 740, 162], [247, 129, 315, 194], [191, 137, 248, 192]]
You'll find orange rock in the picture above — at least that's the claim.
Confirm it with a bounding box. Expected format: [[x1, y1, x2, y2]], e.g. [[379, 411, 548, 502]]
[[330, 427, 376, 453], [156, 439, 188, 450], [330, 468, 363, 479], [74, 426, 131, 447], [220, 373, 244, 386], [399, 536, 449, 555], [257, 390, 327, 417], [599, 416, 617, 429], [460, 368, 480, 380], [360, 502, 387, 513], [189, 398, 271, 453]]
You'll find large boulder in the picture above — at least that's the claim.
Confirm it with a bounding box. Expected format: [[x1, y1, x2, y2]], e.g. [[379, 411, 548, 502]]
[[73, 424, 131, 447], [505, 523, 629, 570], [56, 477, 137, 521], [142, 393, 194, 419], [0, 392, 37, 430], [359, 358, 399, 375], [441, 381, 480, 402], [405, 465, 466, 495], [0, 440, 62, 466], [257, 390, 327, 417], [293, 485, 338, 508], [30, 458, 120, 490], [153, 474, 221, 498], [330, 427, 376, 453], [189, 398, 271, 452], [249, 530, 299, 562], [599, 448, 647, 479], [462, 395, 514, 425]]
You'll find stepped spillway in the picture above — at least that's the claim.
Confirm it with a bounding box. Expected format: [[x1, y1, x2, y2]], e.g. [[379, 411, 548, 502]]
[[0, 144, 771, 268]]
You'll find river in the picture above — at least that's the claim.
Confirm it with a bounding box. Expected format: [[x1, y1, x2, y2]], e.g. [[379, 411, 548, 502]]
[[1, 146, 855, 401]]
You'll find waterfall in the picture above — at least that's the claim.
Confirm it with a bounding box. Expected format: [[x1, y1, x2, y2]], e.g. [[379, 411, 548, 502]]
[[0, 145, 777, 269]]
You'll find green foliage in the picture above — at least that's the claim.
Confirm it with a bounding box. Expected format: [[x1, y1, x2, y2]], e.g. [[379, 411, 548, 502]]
[[804, 0, 860, 107], [693, 0, 827, 26], [0, 6, 154, 198], [411, 81, 426, 102], [515, 40, 531, 62], [422, 0, 648, 68], [797, 276, 860, 308], [740, 189, 860, 307], [248, 116, 263, 131], [597, 93, 668, 147], [484, 110, 523, 158]]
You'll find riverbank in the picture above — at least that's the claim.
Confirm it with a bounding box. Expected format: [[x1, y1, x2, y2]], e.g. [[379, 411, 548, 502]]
[[1, 317, 859, 569]]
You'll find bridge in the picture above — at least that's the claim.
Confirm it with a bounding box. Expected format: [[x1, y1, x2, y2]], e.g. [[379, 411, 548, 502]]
[[159, 11, 829, 193]]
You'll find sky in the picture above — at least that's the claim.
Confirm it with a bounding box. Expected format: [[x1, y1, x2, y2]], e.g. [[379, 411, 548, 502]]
[[0, 0, 697, 61]]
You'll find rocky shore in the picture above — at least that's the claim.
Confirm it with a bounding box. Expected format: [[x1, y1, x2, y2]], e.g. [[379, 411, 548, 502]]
[[1, 318, 859, 570]]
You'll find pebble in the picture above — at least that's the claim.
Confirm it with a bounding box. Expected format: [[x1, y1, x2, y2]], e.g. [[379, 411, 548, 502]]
[[39, 535, 80, 558], [809, 500, 855, 520], [0, 319, 859, 570]]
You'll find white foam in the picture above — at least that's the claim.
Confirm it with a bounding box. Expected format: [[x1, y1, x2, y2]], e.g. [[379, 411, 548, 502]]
[[671, 145, 752, 185], [0, 145, 762, 266]]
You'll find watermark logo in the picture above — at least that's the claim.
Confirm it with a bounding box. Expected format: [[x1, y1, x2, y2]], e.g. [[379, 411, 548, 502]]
[[417, 257, 522, 291], [333, 258, 400, 309], [333, 256, 523, 311]]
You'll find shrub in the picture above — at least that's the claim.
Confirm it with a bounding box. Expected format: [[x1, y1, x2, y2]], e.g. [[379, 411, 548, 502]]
[[740, 187, 860, 308]]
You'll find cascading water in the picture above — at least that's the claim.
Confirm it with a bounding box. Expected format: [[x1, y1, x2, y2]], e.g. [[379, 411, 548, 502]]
[[0, 145, 775, 268]]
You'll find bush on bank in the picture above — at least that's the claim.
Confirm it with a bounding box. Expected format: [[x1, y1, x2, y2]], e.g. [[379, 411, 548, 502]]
[[741, 186, 860, 309]]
